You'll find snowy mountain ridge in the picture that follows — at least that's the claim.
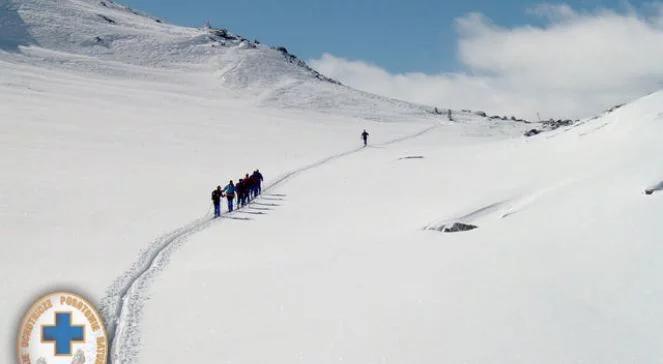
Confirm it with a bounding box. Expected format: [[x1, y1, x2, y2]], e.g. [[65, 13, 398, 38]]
[[0, 0, 470, 123]]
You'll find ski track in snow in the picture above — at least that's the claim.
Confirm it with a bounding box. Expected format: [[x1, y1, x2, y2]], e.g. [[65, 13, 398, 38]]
[[424, 179, 577, 232], [103, 123, 440, 364]]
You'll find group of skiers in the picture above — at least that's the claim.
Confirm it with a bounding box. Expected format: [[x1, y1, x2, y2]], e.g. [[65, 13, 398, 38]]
[[210, 130, 368, 218], [211, 169, 264, 218]]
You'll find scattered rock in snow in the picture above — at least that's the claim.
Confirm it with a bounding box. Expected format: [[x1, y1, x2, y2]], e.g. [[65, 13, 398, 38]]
[[524, 129, 542, 137], [607, 103, 625, 113], [399, 156, 424, 160], [272, 46, 342, 85], [542, 118, 576, 129], [489, 114, 529, 123], [645, 181, 663, 195], [523, 117, 577, 137], [97, 14, 116, 24], [433, 222, 478, 233], [209, 28, 237, 41]]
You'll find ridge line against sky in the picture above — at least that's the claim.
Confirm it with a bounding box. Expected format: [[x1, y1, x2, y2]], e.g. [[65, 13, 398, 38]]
[[121, 0, 663, 119]]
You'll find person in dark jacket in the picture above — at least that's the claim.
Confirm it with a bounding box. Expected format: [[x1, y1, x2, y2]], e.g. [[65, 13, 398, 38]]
[[252, 170, 264, 196], [244, 173, 253, 200], [361, 130, 369, 147], [243, 178, 249, 205], [236, 178, 246, 207], [211, 186, 223, 218], [223, 180, 235, 212]]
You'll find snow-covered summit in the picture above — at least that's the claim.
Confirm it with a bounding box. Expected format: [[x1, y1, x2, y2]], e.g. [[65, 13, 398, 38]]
[[2, 0, 249, 63], [0, 0, 463, 122]]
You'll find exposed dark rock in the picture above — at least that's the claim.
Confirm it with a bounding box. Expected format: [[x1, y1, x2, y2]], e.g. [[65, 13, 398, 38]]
[[645, 181, 663, 195], [487, 114, 529, 123], [607, 104, 625, 113], [272, 46, 342, 85], [399, 156, 424, 160], [439, 223, 478, 233], [542, 118, 575, 129], [97, 14, 116, 24], [524, 129, 542, 137], [209, 28, 237, 41]]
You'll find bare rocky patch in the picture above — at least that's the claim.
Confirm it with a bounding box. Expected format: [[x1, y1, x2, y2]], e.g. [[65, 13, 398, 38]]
[[429, 222, 478, 233]]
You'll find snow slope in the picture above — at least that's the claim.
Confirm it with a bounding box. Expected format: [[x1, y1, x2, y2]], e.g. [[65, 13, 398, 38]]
[[136, 92, 663, 364], [2, 1, 662, 363]]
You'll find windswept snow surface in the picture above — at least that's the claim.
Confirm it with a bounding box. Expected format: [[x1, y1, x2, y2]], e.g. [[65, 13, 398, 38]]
[[2, 1, 663, 363], [137, 93, 663, 364]]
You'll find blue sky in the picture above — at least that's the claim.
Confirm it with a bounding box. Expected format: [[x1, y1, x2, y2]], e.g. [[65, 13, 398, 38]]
[[121, 0, 645, 74]]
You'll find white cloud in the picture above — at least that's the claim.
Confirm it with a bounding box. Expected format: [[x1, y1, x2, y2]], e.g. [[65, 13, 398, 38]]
[[309, 3, 663, 120]]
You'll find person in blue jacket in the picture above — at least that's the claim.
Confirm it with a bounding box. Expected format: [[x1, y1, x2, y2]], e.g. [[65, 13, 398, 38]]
[[223, 180, 236, 212]]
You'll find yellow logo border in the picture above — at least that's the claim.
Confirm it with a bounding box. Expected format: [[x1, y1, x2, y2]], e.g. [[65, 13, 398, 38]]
[[17, 291, 108, 364]]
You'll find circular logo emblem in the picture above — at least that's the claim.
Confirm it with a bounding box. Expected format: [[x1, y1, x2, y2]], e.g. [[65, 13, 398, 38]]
[[17, 292, 108, 364]]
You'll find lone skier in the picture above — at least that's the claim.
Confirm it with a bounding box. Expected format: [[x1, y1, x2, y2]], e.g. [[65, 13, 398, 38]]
[[223, 180, 236, 212], [361, 129, 369, 147], [211, 186, 223, 218]]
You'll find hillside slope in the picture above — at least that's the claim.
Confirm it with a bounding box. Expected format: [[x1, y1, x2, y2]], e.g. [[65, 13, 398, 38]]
[[137, 90, 663, 364], [0, 0, 465, 122]]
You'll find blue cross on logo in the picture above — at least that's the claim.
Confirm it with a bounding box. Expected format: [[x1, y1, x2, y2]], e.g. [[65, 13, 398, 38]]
[[42, 312, 85, 356]]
